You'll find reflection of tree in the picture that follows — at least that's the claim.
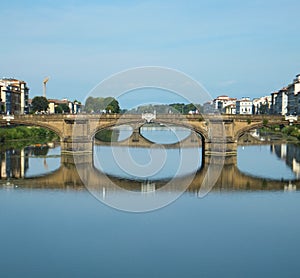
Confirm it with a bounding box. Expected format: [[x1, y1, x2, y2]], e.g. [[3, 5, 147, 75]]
[[95, 129, 120, 142], [33, 146, 49, 156]]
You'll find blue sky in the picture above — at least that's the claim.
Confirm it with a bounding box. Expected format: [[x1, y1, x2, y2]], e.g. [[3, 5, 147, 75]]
[[1, 0, 299, 108]]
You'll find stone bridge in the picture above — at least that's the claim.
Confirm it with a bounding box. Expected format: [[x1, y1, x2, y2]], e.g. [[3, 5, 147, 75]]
[[0, 114, 290, 156]]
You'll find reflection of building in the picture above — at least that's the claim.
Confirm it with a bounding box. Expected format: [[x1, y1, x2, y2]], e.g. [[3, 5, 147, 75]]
[[271, 144, 287, 160], [0, 149, 29, 179], [141, 181, 156, 193], [284, 181, 297, 191], [0, 78, 29, 114], [0, 146, 52, 179], [271, 144, 300, 178]]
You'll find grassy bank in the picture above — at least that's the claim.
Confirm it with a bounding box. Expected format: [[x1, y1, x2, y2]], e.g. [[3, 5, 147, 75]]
[[0, 126, 59, 149], [259, 125, 300, 142]]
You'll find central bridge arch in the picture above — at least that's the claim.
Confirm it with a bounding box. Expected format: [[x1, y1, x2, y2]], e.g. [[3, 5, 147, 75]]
[[92, 121, 207, 149]]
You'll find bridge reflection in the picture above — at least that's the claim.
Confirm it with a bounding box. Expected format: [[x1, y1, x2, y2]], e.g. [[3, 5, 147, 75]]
[[1, 153, 298, 193]]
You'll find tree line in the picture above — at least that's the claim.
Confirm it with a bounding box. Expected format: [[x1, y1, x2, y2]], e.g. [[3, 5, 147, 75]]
[[30, 96, 201, 115], [84, 97, 120, 114], [31, 96, 72, 114], [127, 103, 203, 114]]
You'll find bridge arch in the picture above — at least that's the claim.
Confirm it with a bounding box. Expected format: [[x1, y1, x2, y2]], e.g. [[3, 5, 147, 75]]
[[91, 119, 208, 147]]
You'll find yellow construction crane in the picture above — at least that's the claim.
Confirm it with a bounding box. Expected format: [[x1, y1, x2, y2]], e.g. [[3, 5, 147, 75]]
[[43, 77, 50, 98]]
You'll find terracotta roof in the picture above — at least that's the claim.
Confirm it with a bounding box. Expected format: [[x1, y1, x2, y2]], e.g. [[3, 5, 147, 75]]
[[48, 99, 69, 104]]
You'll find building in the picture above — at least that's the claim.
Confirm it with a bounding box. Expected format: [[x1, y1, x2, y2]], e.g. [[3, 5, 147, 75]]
[[236, 97, 252, 115], [213, 95, 237, 114], [0, 78, 29, 114], [252, 95, 271, 114], [223, 104, 236, 114], [287, 74, 300, 115], [270, 91, 278, 114], [69, 100, 81, 114], [271, 88, 288, 115], [47, 98, 81, 114]]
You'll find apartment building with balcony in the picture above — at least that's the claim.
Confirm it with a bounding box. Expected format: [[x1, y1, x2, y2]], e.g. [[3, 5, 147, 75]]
[[0, 78, 29, 114], [287, 74, 300, 115], [236, 97, 253, 115], [270, 88, 288, 115]]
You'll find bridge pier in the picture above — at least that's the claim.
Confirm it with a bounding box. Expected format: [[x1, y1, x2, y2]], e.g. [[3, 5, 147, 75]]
[[131, 127, 140, 142], [203, 153, 237, 165], [204, 139, 237, 157], [60, 117, 94, 154], [61, 153, 93, 164], [60, 136, 93, 154]]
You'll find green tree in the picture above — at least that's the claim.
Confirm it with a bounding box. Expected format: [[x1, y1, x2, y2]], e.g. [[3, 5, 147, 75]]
[[31, 96, 48, 112], [105, 97, 120, 113], [55, 103, 70, 113], [183, 103, 197, 114], [259, 103, 269, 114], [84, 97, 95, 113], [170, 103, 185, 113], [84, 97, 120, 113]]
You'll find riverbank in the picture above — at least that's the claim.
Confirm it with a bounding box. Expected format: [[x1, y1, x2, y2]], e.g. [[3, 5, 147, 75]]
[[259, 126, 300, 142], [0, 126, 59, 150], [238, 126, 300, 145]]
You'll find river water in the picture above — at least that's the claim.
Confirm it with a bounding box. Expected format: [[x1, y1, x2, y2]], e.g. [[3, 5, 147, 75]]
[[1, 132, 300, 277]]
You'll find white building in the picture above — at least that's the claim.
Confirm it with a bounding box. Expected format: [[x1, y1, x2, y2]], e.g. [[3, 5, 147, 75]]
[[213, 95, 237, 114], [287, 74, 300, 115], [223, 104, 236, 114], [271, 88, 288, 115], [236, 97, 252, 115], [0, 78, 29, 114]]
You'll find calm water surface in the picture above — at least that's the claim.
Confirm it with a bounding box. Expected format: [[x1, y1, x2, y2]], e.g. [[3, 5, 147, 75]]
[[1, 189, 299, 278], [1, 140, 300, 277], [94, 146, 201, 180], [238, 144, 299, 180]]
